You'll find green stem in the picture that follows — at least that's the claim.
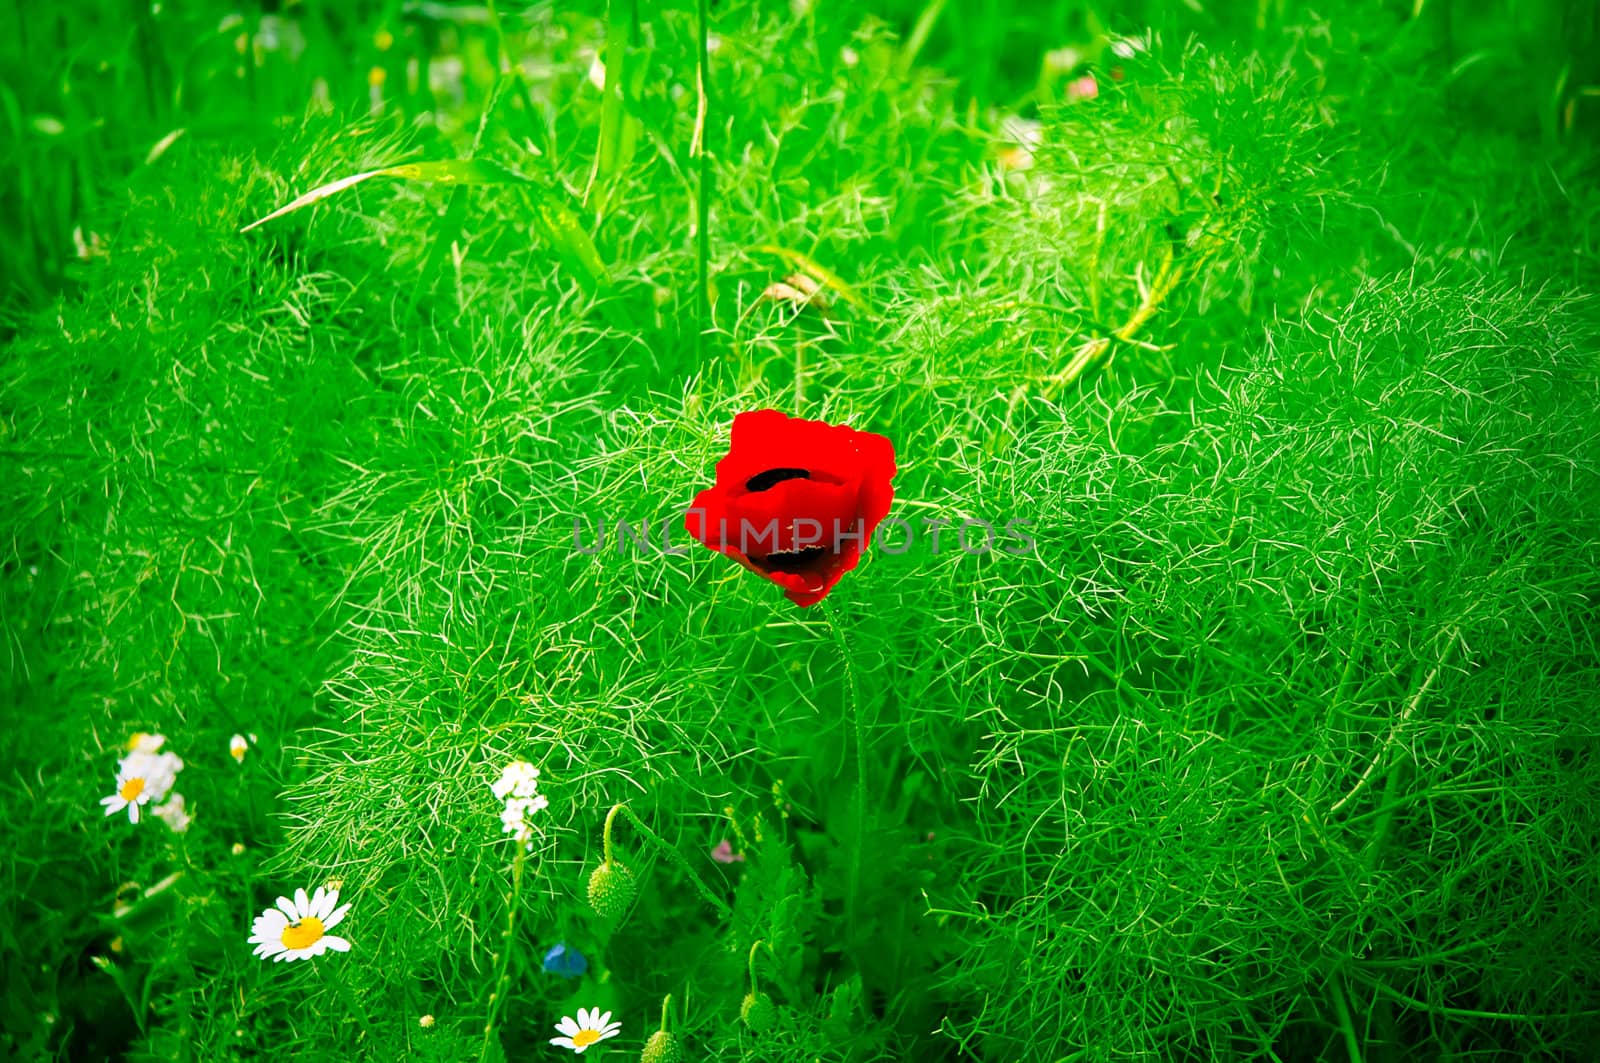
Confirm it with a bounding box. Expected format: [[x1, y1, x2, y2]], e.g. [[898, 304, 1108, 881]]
[[1328, 974, 1364, 1063], [602, 803, 732, 920], [321, 953, 374, 1043], [747, 939, 764, 992], [694, 0, 712, 361], [658, 993, 673, 1034], [819, 599, 866, 941], [602, 802, 624, 866], [478, 844, 528, 1063]]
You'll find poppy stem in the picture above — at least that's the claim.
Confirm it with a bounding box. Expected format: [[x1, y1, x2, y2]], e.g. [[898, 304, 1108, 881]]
[[747, 939, 765, 992], [819, 598, 867, 943], [605, 803, 735, 919], [602, 802, 624, 866], [659, 992, 673, 1034]]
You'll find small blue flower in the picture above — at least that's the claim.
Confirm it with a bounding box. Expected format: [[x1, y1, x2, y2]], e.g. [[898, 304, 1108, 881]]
[[542, 942, 587, 979]]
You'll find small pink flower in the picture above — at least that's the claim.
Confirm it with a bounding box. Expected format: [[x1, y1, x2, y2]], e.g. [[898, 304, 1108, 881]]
[[711, 839, 744, 864], [1067, 74, 1099, 101]]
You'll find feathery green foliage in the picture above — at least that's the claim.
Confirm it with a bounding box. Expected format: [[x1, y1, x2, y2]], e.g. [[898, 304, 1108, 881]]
[[3, 1, 1598, 1061]]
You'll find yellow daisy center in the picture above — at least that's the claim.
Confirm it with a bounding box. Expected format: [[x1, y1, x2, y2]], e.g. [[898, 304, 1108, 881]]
[[119, 777, 146, 801], [281, 916, 325, 950], [570, 1030, 602, 1048]]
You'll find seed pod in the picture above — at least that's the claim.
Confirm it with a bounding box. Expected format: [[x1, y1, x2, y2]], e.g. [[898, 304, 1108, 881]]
[[586, 861, 636, 920], [740, 991, 776, 1033], [639, 1030, 683, 1063]]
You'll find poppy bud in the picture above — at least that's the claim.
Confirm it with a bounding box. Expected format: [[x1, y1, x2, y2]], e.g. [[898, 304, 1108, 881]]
[[740, 991, 776, 1033], [640, 1030, 683, 1063], [586, 861, 636, 920]]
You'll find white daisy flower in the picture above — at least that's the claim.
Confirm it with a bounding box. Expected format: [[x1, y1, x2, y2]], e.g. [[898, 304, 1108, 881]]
[[549, 1008, 621, 1053], [153, 792, 191, 833], [247, 886, 351, 962], [491, 760, 540, 800], [126, 732, 166, 754], [229, 734, 250, 763], [100, 750, 183, 824]]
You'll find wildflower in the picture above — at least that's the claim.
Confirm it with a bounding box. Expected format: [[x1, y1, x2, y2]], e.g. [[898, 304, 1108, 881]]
[[492, 761, 541, 800], [499, 793, 549, 845], [998, 115, 1043, 170], [153, 793, 191, 833], [100, 749, 183, 823], [710, 839, 744, 864], [549, 1008, 621, 1054], [126, 732, 166, 754], [683, 410, 898, 607], [542, 942, 588, 979], [419, 1014, 435, 1028], [231, 842, 247, 855], [247, 886, 351, 962], [492, 761, 549, 849], [229, 734, 250, 763], [1066, 74, 1099, 102]]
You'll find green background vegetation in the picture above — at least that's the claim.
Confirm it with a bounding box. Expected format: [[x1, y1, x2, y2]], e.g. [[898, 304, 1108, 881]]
[[3, 0, 1598, 1060]]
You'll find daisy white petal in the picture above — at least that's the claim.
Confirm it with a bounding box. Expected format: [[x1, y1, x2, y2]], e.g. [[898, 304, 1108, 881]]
[[324, 902, 351, 931], [549, 1009, 621, 1054], [249, 887, 351, 963], [127, 733, 166, 754], [254, 909, 289, 932]]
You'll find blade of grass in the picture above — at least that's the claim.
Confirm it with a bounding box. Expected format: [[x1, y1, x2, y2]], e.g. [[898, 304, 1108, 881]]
[[239, 159, 535, 233], [585, 0, 635, 215]]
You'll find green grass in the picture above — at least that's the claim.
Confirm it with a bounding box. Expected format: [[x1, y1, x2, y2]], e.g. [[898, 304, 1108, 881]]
[[3, 0, 1599, 1060]]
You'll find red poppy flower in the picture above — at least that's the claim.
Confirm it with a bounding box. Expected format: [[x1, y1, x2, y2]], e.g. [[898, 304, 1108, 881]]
[[684, 409, 897, 607]]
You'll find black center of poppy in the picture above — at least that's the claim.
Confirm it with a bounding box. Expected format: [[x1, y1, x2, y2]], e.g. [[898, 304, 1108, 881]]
[[745, 467, 810, 492], [759, 546, 828, 573]]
